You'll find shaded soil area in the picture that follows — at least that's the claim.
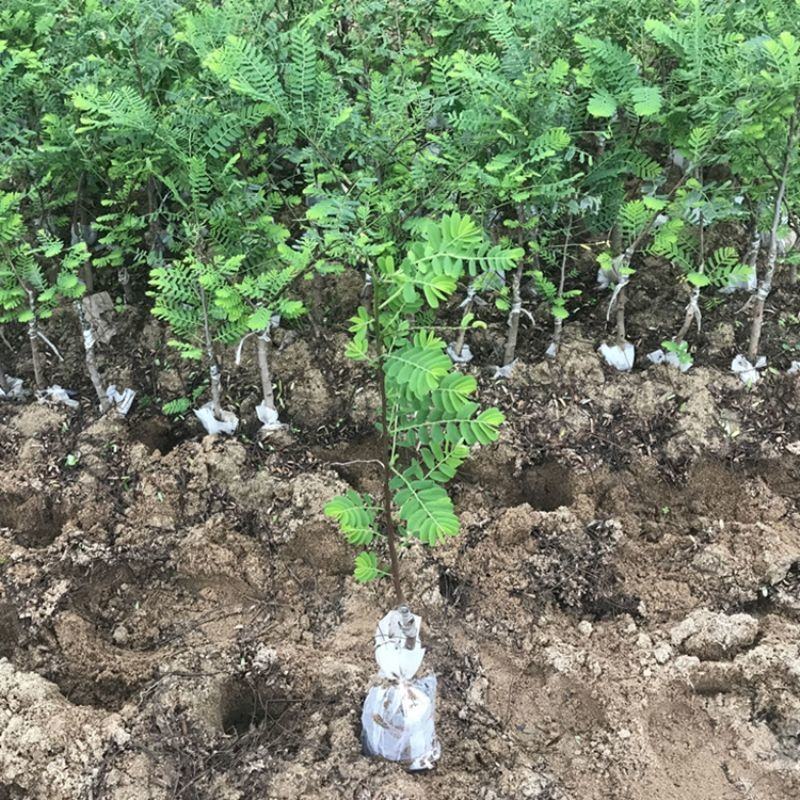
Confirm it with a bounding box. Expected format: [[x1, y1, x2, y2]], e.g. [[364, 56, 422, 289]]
[[2, 280, 800, 798]]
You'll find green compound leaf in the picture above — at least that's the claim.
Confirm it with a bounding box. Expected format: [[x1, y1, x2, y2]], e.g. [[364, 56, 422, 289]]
[[353, 551, 380, 583], [324, 490, 378, 545], [631, 85, 662, 116], [385, 338, 451, 398], [588, 90, 617, 118], [390, 474, 459, 545]]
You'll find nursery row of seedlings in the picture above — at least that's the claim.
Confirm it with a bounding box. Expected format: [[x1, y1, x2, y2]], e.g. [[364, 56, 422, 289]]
[[2, 4, 799, 432], [1, 3, 799, 578]]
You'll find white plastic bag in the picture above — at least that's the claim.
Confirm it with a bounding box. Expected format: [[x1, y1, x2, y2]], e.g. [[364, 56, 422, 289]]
[[106, 385, 136, 416], [0, 376, 25, 400], [194, 402, 239, 435], [647, 348, 691, 373], [731, 354, 766, 385], [447, 342, 473, 364], [721, 270, 757, 294], [599, 342, 635, 372], [256, 401, 284, 432], [492, 360, 516, 379], [38, 385, 79, 409], [361, 607, 441, 771]]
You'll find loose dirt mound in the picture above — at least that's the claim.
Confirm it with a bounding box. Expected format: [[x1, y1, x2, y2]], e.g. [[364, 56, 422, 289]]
[[2, 337, 800, 799]]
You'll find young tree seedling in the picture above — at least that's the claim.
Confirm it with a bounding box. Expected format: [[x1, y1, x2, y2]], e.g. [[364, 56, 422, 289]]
[[215, 236, 313, 431], [325, 213, 520, 596]]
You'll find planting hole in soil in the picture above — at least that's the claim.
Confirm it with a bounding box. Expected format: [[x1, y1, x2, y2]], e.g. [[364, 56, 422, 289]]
[[220, 677, 269, 736], [130, 415, 185, 456], [0, 491, 65, 548], [0, 603, 19, 659], [438, 568, 469, 608], [509, 462, 575, 511]]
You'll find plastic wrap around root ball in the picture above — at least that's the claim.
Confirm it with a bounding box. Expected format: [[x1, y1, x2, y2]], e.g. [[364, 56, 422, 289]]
[[360, 607, 441, 771], [362, 674, 440, 770]]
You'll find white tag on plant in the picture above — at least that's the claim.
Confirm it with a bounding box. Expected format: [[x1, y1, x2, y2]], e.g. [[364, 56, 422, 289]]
[[106, 385, 136, 416], [599, 342, 635, 372], [731, 354, 766, 385], [446, 342, 473, 364], [721, 271, 757, 294], [361, 606, 441, 771], [38, 385, 79, 409], [193, 402, 239, 435]]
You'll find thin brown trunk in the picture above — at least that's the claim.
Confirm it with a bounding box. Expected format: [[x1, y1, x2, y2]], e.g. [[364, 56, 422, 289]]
[[26, 289, 45, 390], [615, 287, 627, 346], [748, 108, 799, 362], [72, 174, 94, 293], [552, 221, 572, 358], [675, 289, 699, 344], [503, 212, 532, 366], [610, 222, 627, 347], [76, 300, 111, 412], [745, 229, 761, 285], [146, 176, 164, 265], [209, 362, 222, 418], [256, 334, 276, 409], [552, 318, 563, 355], [118, 267, 133, 304], [611, 223, 623, 258], [198, 284, 222, 418], [608, 170, 695, 345], [675, 203, 704, 344], [371, 273, 404, 605]]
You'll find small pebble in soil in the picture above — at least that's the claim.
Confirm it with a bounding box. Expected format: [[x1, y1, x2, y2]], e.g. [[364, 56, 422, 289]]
[[653, 642, 673, 664], [578, 620, 593, 637], [112, 625, 129, 645]]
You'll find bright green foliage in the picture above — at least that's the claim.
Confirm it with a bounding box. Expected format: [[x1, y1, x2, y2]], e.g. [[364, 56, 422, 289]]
[[0, 192, 88, 330], [325, 213, 521, 580], [0, 0, 798, 430], [531, 270, 581, 321], [661, 338, 693, 367], [649, 178, 750, 291], [353, 552, 382, 583], [150, 253, 245, 360], [0, 193, 44, 325], [324, 491, 380, 546], [212, 237, 313, 336], [576, 34, 663, 119]]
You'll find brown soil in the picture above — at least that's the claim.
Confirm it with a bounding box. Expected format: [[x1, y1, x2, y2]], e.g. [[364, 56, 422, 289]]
[[3, 299, 800, 798]]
